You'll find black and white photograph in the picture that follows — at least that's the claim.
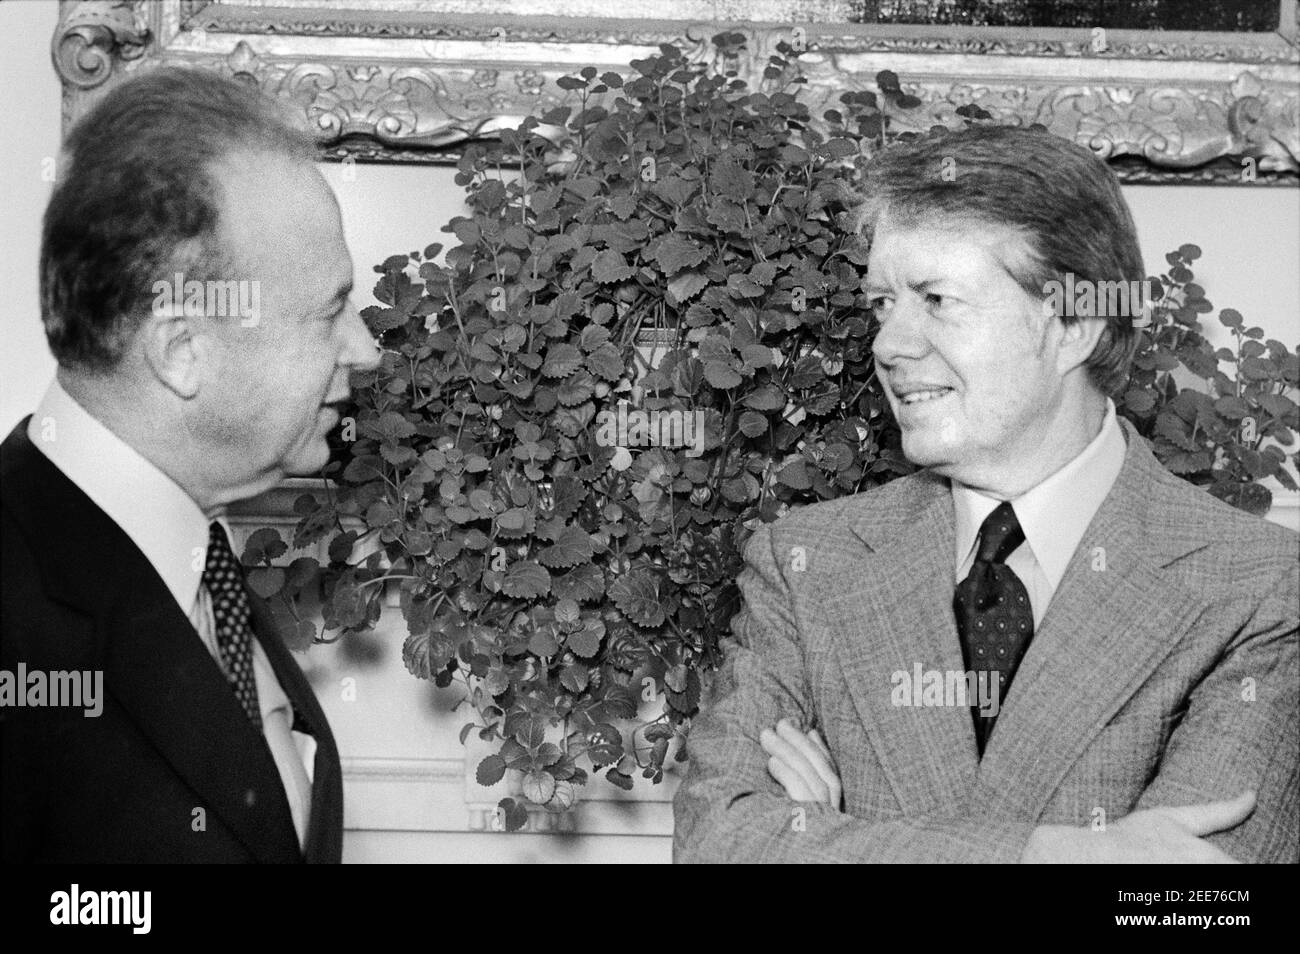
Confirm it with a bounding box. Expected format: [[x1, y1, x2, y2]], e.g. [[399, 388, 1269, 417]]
[[1, 0, 1296, 908]]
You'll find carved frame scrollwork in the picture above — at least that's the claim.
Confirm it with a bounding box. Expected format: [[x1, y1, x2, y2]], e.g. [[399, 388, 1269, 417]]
[[53, 0, 1299, 183]]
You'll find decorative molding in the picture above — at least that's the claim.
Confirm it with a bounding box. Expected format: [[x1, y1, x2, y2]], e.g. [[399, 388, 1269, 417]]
[[340, 756, 676, 836], [52, 1, 1300, 183], [51, 0, 149, 90]]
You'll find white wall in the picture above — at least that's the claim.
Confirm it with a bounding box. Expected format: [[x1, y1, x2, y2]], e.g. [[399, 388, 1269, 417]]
[[2, 1, 1296, 864], [1124, 187, 1300, 357], [0, 0, 61, 437]]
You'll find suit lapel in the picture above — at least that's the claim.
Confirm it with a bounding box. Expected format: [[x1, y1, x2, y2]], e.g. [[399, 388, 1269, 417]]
[[826, 473, 980, 813], [107, 599, 302, 862], [3, 422, 300, 862], [246, 592, 343, 863], [973, 419, 1210, 816]]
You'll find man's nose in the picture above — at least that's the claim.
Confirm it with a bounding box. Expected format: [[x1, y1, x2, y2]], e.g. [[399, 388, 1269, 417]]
[[339, 301, 381, 372], [870, 297, 928, 367]]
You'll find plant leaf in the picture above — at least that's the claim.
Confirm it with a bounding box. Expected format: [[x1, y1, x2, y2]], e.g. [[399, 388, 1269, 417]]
[[777, 460, 812, 490], [402, 630, 446, 680], [476, 754, 507, 787], [654, 233, 710, 275], [539, 525, 596, 568], [587, 724, 624, 767], [738, 410, 769, 437], [585, 343, 625, 381], [667, 270, 710, 304], [498, 797, 529, 831], [592, 249, 636, 283], [552, 562, 605, 602], [566, 618, 605, 658], [246, 566, 286, 599], [609, 569, 667, 627], [242, 527, 288, 565], [703, 361, 742, 389], [542, 343, 583, 378], [502, 561, 551, 598]]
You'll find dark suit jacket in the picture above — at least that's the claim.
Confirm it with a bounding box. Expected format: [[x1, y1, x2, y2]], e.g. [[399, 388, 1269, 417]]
[[2, 419, 343, 862], [674, 416, 1299, 862]]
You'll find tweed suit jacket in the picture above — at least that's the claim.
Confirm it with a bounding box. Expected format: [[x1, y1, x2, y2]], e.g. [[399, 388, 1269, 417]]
[[673, 416, 1299, 863]]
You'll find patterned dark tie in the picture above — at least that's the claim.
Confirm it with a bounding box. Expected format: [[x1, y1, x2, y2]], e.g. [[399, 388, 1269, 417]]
[[953, 501, 1034, 755], [203, 521, 262, 730]]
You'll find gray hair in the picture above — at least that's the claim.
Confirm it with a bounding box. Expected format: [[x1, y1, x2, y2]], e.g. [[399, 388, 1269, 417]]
[[40, 67, 315, 371], [854, 124, 1145, 397]]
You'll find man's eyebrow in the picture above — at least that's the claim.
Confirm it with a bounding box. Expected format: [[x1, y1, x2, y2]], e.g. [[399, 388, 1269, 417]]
[[863, 278, 954, 296], [909, 277, 964, 294]]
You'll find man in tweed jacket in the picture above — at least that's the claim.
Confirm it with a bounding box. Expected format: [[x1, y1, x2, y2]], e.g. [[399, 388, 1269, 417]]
[[673, 126, 1299, 863]]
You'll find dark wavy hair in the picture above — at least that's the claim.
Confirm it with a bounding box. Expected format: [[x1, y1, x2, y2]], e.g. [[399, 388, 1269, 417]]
[[853, 124, 1145, 396], [40, 67, 315, 371]]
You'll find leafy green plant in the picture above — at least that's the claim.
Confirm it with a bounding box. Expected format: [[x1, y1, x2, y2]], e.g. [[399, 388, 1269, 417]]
[[1115, 245, 1299, 515], [242, 35, 1299, 826]]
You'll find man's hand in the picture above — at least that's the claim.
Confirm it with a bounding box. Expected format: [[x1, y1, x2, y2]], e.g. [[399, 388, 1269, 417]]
[[1022, 790, 1256, 863], [759, 718, 843, 811]]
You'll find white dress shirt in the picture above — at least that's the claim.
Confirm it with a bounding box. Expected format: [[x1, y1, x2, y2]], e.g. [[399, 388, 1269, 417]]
[[27, 378, 315, 848], [951, 397, 1129, 627]]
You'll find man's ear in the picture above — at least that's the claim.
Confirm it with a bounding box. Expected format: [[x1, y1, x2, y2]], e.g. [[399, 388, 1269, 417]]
[[1054, 314, 1107, 376], [138, 310, 205, 399]]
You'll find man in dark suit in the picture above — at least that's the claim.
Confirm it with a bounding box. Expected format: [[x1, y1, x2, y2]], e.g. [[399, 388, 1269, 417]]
[[1, 67, 378, 862], [674, 125, 1299, 863]]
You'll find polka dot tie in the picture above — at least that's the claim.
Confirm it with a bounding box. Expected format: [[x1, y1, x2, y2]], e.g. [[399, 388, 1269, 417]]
[[953, 501, 1033, 755], [203, 522, 262, 731]]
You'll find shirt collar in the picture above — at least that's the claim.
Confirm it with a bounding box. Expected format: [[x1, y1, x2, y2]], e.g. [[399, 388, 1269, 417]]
[[26, 377, 212, 617], [952, 397, 1128, 589]]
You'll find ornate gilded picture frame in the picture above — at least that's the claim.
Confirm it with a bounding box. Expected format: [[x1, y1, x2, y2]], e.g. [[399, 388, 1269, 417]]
[[54, 1, 1299, 183]]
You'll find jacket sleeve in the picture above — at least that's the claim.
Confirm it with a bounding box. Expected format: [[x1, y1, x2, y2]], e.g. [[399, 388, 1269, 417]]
[[1135, 558, 1300, 863], [672, 521, 1037, 863]]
